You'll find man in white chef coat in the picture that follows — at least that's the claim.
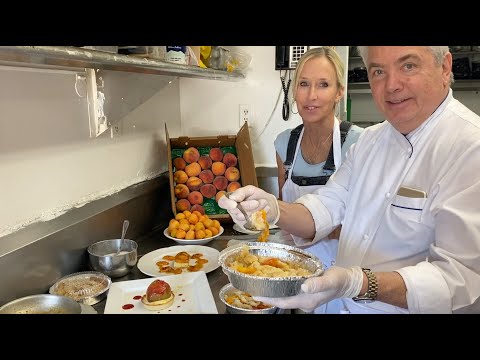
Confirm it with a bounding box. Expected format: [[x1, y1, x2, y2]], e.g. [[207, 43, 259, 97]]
[[218, 46, 480, 314]]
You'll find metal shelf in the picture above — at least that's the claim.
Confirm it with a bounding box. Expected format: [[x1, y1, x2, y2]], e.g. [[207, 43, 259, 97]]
[[0, 46, 245, 81], [348, 80, 480, 94]]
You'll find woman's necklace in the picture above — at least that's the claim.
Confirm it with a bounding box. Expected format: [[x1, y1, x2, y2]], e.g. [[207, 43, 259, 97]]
[[302, 131, 332, 165]]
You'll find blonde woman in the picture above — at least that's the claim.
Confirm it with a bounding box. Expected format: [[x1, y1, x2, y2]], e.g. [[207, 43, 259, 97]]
[[274, 47, 363, 313]]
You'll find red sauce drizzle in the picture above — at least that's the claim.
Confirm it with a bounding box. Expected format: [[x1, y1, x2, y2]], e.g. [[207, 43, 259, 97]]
[[122, 304, 134, 310], [133, 295, 142, 300]]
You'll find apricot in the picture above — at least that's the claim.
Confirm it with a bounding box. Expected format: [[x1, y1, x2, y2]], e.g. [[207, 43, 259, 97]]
[[185, 162, 201, 177], [173, 157, 186, 170], [198, 169, 214, 184], [192, 210, 203, 218], [213, 176, 228, 191], [209, 227, 219, 236], [195, 229, 206, 239], [224, 167, 240, 182], [183, 147, 200, 164], [204, 229, 213, 238], [200, 184, 217, 199], [173, 170, 188, 184], [215, 190, 226, 202], [212, 220, 221, 230], [203, 218, 214, 229], [174, 184, 190, 199], [194, 222, 205, 231], [188, 213, 199, 225], [185, 230, 195, 240], [187, 191, 204, 205], [186, 176, 203, 191], [168, 220, 180, 232], [175, 213, 186, 221], [176, 199, 191, 212], [198, 155, 213, 170], [191, 204, 205, 215], [176, 229, 186, 239], [209, 147, 223, 162], [223, 153, 238, 168], [211, 162, 226, 176], [227, 181, 241, 192], [183, 210, 192, 218]]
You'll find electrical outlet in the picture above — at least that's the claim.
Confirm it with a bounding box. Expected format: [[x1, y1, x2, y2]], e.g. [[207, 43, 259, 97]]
[[239, 104, 253, 127], [111, 123, 121, 137]]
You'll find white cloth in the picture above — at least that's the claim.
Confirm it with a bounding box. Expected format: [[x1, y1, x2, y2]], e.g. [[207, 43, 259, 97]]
[[281, 117, 344, 313], [294, 89, 480, 314]]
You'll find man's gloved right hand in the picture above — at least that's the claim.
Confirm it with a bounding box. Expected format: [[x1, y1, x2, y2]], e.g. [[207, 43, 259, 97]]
[[253, 266, 364, 313], [217, 185, 280, 226]]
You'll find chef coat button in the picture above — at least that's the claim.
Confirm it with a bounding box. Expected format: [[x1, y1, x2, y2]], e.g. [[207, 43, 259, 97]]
[[363, 234, 369, 241], [386, 192, 391, 198]]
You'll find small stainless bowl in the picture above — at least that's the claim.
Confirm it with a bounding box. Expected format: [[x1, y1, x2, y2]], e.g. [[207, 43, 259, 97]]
[[0, 294, 82, 314], [88, 239, 138, 278], [220, 283, 277, 314], [218, 242, 323, 297]]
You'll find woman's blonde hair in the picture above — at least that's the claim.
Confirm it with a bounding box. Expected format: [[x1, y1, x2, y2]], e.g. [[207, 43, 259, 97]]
[[292, 47, 345, 101]]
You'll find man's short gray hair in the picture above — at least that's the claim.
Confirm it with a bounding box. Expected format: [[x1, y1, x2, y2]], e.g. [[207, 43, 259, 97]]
[[356, 46, 454, 84]]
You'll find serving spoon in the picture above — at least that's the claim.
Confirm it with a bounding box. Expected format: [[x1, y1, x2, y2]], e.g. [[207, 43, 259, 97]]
[[116, 220, 130, 255], [225, 192, 258, 231]]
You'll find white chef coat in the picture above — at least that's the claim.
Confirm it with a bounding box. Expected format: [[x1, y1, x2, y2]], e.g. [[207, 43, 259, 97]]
[[281, 118, 344, 314], [293, 89, 480, 314]]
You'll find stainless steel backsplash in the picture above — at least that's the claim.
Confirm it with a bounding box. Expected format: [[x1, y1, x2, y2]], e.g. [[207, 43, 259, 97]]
[[0, 173, 173, 306]]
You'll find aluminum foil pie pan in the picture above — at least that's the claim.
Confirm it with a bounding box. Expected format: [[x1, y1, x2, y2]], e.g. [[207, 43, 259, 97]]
[[49, 271, 111, 305], [218, 242, 324, 297]]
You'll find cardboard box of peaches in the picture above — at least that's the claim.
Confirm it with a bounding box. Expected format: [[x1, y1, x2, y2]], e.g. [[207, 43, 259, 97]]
[[166, 122, 258, 224]]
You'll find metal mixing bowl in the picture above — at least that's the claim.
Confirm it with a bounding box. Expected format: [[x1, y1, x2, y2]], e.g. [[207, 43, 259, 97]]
[[87, 239, 138, 278], [218, 242, 324, 297], [219, 283, 277, 314], [0, 294, 82, 314]]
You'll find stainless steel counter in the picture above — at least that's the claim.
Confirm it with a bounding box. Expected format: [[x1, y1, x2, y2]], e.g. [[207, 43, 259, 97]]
[[92, 224, 241, 314]]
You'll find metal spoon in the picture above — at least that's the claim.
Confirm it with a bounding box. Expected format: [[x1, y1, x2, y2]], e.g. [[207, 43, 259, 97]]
[[225, 192, 258, 231], [116, 220, 130, 255]]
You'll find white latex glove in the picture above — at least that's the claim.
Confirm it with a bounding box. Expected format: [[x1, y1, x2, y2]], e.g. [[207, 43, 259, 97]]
[[217, 185, 280, 226], [253, 266, 364, 313]]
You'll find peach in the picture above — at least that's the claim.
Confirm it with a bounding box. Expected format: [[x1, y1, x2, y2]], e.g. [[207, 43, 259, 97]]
[[224, 167, 240, 182], [213, 176, 228, 191], [211, 161, 226, 176], [209, 147, 223, 162], [174, 184, 190, 199], [185, 162, 201, 177], [191, 204, 205, 215], [223, 153, 238, 168], [186, 176, 203, 191], [187, 191, 204, 205], [198, 169, 214, 184], [227, 181, 241, 193], [183, 147, 200, 163], [173, 157, 186, 170], [173, 170, 188, 184], [215, 190, 226, 202], [200, 184, 217, 199], [176, 199, 191, 212], [198, 155, 213, 170]]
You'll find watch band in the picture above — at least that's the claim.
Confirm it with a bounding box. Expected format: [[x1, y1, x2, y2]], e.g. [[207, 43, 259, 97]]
[[352, 268, 378, 302]]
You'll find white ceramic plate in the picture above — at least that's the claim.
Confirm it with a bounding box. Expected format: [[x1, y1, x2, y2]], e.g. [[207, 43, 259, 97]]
[[233, 223, 279, 235], [104, 272, 218, 314], [163, 226, 224, 245], [137, 245, 220, 277]]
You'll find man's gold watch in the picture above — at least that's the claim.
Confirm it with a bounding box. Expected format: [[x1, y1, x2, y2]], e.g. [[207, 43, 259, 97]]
[[352, 268, 378, 303]]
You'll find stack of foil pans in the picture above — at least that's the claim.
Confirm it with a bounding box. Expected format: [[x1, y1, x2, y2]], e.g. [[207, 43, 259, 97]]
[[49, 271, 111, 305]]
